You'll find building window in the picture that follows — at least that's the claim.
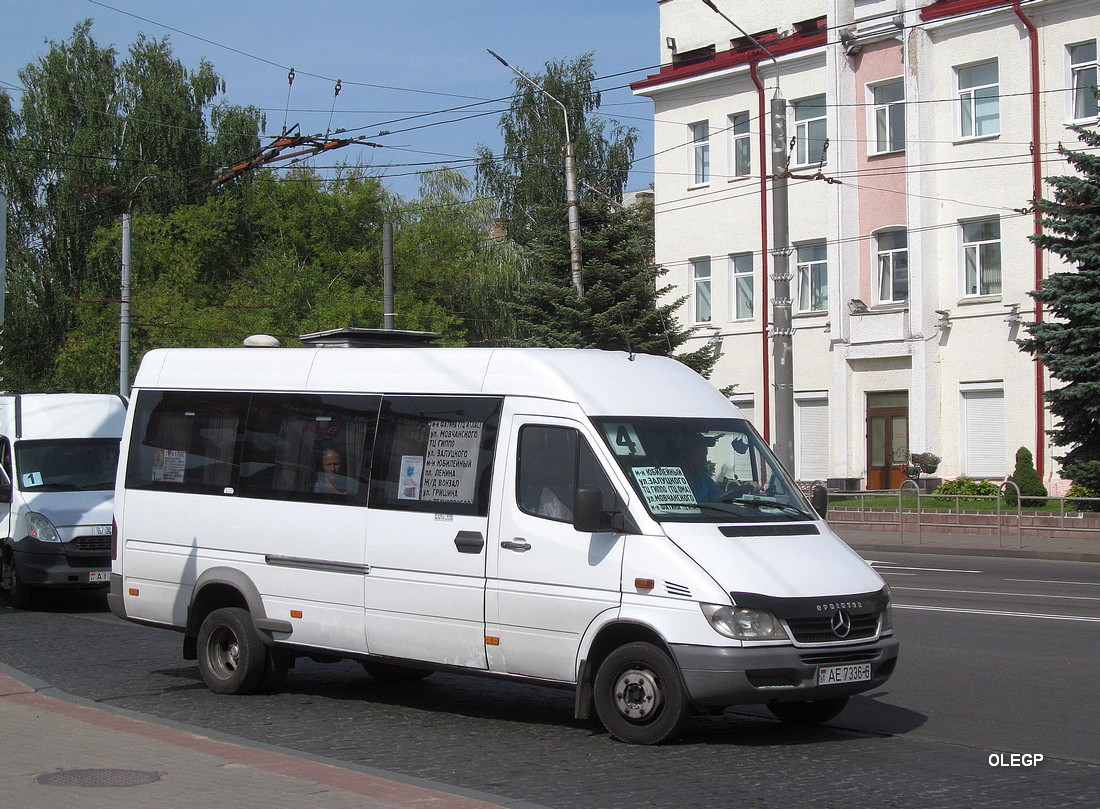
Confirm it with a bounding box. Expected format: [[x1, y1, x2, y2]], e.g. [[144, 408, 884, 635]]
[[795, 396, 830, 481], [692, 257, 712, 323], [957, 61, 999, 139], [730, 253, 753, 320], [871, 80, 905, 154], [690, 121, 710, 184], [1070, 41, 1098, 122], [729, 112, 751, 177], [875, 230, 908, 304], [796, 242, 828, 313], [793, 95, 827, 167], [961, 387, 1005, 478], [961, 218, 1001, 297]]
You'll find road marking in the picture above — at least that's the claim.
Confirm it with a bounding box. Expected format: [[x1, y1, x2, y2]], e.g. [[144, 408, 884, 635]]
[[1007, 578, 1100, 587], [895, 603, 1100, 622], [893, 586, 1100, 602], [869, 562, 983, 574]]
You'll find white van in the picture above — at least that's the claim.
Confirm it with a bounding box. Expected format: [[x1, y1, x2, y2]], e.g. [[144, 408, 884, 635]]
[[0, 393, 127, 609], [110, 346, 898, 744]]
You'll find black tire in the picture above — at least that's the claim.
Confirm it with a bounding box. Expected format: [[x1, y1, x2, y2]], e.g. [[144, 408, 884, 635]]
[[766, 696, 849, 725], [8, 561, 34, 610], [197, 607, 267, 694], [361, 660, 434, 682], [593, 642, 690, 744]]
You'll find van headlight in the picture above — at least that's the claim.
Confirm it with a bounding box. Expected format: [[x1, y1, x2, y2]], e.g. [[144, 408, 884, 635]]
[[26, 512, 62, 543], [701, 603, 789, 641]]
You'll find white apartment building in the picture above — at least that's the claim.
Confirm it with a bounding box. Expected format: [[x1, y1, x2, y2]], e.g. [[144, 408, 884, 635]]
[[632, 0, 1098, 491]]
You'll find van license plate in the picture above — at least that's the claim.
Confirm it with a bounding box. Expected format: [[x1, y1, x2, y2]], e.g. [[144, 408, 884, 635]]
[[818, 663, 871, 686], [88, 571, 110, 583]]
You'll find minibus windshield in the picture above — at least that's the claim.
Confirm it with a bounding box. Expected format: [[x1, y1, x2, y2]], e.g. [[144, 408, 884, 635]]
[[15, 438, 120, 492], [592, 417, 816, 523]]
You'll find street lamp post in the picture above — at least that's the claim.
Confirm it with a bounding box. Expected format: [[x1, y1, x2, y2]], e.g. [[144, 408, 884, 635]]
[[488, 49, 584, 298]]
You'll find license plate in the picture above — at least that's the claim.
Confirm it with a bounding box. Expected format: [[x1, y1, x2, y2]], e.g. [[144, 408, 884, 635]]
[[818, 662, 872, 686], [88, 571, 111, 583]]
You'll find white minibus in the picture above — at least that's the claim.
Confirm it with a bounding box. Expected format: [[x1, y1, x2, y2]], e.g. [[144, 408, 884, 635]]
[[0, 393, 127, 609], [110, 346, 898, 744]]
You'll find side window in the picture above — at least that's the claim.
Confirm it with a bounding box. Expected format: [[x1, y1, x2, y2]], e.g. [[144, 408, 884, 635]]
[[125, 391, 248, 494], [239, 394, 380, 505], [369, 396, 501, 517], [517, 425, 616, 524], [0, 437, 11, 487]]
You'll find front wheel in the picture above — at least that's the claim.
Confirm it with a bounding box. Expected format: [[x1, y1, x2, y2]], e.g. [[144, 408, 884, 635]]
[[593, 642, 690, 744], [8, 561, 35, 610], [767, 696, 849, 725], [197, 607, 267, 694]]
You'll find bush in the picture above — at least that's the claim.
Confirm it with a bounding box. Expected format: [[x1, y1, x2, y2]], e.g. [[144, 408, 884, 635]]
[[1066, 482, 1100, 513], [929, 477, 1000, 507], [1004, 447, 1048, 507]]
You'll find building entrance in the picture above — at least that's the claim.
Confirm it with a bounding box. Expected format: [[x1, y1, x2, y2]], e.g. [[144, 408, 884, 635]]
[[866, 392, 908, 490]]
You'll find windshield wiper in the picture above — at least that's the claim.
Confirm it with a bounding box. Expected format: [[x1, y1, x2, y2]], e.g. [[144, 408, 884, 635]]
[[719, 496, 815, 519]]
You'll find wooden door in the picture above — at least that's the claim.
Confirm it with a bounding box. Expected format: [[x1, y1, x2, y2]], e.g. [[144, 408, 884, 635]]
[[866, 393, 909, 490]]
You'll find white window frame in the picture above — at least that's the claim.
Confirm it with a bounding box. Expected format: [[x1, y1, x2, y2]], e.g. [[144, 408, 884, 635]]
[[961, 218, 1002, 297], [874, 228, 908, 304], [728, 112, 752, 178], [690, 121, 710, 185], [692, 257, 712, 323], [956, 60, 999, 140], [869, 79, 905, 155], [796, 241, 829, 313], [793, 95, 828, 167], [729, 393, 755, 426], [1069, 40, 1098, 123], [729, 252, 754, 321]]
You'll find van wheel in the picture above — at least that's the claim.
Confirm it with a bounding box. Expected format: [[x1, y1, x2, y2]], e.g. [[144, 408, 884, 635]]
[[8, 562, 35, 610], [593, 642, 690, 744], [361, 660, 434, 682], [197, 607, 266, 694], [767, 696, 849, 725]]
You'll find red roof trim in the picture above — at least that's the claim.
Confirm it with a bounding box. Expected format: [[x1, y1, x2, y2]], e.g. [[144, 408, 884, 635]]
[[630, 18, 828, 92], [920, 0, 1015, 22]]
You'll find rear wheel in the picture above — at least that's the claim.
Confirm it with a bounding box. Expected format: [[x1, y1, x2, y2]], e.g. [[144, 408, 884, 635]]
[[593, 642, 690, 744], [197, 607, 267, 694], [766, 696, 849, 725], [361, 660, 434, 682]]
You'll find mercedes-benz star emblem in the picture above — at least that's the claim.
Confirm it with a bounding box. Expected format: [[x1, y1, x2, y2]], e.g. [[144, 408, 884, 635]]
[[830, 609, 853, 638]]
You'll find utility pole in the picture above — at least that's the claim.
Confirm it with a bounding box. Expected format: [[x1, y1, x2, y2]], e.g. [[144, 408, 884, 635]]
[[382, 223, 395, 330], [1, 190, 6, 387], [487, 49, 584, 298], [699, 0, 795, 473]]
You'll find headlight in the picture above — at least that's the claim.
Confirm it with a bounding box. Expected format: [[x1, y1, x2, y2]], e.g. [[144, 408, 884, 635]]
[[701, 603, 789, 641], [880, 584, 894, 632], [26, 512, 62, 543]]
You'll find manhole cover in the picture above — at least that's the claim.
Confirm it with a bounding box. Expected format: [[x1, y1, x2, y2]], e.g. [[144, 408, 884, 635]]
[[36, 768, 162, 788]]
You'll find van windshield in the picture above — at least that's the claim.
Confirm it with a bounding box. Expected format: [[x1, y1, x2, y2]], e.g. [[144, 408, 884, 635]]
[[15, 439, 120, 492], [592, 417, 816, 523]]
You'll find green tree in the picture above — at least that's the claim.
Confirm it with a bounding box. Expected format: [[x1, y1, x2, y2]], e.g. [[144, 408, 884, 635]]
[[0, 21, 264, 389], [1018, 125, 1100, 491], [475, 55, 713, 376]]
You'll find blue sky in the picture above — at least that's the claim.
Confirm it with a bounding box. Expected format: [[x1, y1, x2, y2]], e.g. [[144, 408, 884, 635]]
[[1, 0, 662, 199]]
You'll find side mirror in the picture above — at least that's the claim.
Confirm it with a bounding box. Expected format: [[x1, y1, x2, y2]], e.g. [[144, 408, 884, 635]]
[[811, 484, 829, 518], [0, 468, 11, 504], [573, 486, 604, 533]]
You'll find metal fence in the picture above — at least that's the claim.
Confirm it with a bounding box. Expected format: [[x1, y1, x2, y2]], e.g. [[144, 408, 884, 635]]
[[823, 479, 1100, 548]]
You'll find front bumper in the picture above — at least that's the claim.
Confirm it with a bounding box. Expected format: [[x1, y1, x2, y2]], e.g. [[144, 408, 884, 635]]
[[8, 534, 111, 589], [671, 636, 900, 708]]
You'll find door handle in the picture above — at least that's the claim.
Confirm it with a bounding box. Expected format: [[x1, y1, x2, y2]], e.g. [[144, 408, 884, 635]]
[[454, 531, 485, 554], [500, 538, 532, 552]]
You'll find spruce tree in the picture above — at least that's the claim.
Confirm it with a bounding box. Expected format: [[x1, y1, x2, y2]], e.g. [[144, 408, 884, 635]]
[[1019, 125, 1100, 490], [1004, 447, 1047, 507]]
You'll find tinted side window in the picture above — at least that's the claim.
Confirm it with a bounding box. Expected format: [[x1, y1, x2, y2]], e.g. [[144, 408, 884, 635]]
[[125, 391, 248, 494], [517, 426, 616, 523], [369, 396, 501, 517]]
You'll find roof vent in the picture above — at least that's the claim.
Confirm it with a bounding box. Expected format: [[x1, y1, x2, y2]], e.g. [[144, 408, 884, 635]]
[[243, 334, 281, 347], [297, 327, 441, 348]]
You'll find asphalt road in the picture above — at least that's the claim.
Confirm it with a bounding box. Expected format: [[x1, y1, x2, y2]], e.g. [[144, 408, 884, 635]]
[[2, 551, 1098, 808]]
